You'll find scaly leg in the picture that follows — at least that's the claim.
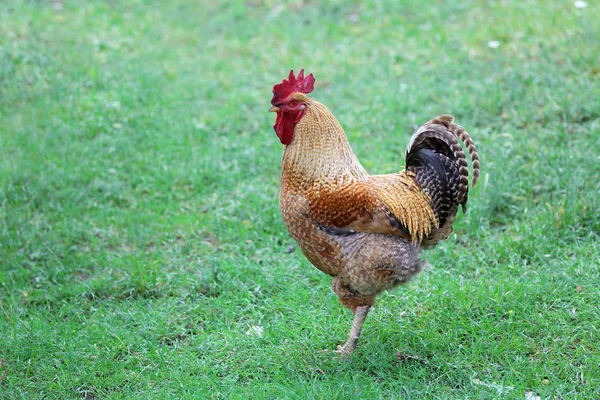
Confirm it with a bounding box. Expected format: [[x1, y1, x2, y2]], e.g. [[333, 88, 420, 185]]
[[336, 305, 371, 355]]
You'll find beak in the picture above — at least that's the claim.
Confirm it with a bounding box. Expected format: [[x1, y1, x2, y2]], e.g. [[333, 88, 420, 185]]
[[269, 106, 280, 113]]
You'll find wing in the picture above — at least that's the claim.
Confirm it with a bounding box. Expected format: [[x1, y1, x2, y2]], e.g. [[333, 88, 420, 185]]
[[369, 173, 438, 243], [307, 173, 437, 243]]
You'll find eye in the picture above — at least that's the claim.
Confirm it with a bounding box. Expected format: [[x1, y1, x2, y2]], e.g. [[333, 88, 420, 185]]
[[290, 100, 299, 107]]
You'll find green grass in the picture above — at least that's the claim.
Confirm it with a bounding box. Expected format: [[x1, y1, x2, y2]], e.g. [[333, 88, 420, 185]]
[[1, 0, 599, 398]]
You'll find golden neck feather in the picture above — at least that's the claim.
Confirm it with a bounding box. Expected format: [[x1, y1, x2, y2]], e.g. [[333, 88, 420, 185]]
[[281, 100, 368, 188]]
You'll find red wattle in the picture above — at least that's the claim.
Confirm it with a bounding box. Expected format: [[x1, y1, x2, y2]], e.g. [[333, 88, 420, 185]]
[[273, 110, 305, 145]]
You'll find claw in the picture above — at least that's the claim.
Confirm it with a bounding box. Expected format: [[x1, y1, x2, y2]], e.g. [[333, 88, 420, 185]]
[[335, 344, 356, 356]]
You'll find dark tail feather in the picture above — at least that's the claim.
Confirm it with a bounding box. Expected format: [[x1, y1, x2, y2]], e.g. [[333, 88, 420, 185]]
[[406, 147, 453, 228], [405, 115, 479, 243]]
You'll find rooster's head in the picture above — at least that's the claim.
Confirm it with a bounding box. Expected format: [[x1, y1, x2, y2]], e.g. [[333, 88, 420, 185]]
[[270, 69, 315, 145]]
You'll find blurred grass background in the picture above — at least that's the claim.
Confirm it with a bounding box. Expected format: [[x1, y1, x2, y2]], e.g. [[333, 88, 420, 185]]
[[0, 0, 599, 398]]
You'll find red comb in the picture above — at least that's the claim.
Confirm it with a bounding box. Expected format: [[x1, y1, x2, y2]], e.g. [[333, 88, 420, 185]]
[[271, 69, 315, 106]]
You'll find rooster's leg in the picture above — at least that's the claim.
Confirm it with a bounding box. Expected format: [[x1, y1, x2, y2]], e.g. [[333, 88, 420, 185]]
[[337, 305, 371, 355]]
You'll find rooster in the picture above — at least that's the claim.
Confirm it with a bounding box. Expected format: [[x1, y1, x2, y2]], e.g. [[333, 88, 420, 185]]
[[269, 70, 480, 354]]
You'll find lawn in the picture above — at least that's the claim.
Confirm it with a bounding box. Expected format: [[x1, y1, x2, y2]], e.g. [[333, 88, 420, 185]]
[[1, 0, 599, 398]]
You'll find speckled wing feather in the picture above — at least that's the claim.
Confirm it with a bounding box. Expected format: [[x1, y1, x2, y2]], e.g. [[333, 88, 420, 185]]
[[305, 175, 437, 243], [305, 180, 405, 237]]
